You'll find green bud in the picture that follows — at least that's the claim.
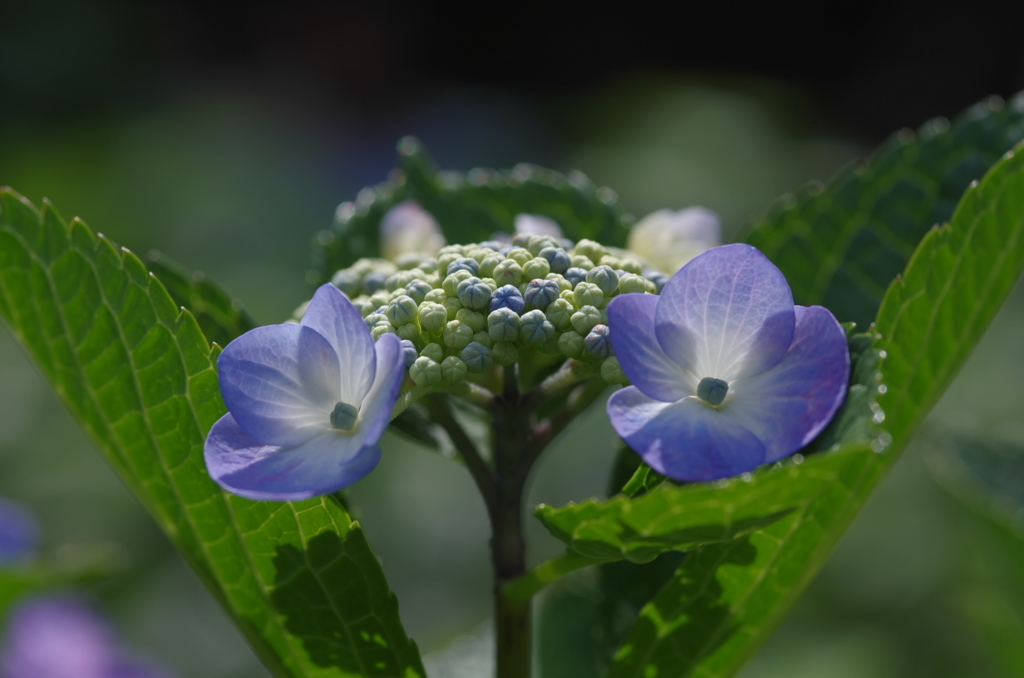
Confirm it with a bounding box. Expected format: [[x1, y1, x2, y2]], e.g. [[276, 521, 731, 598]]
[[479, 254, 504, 278], [394, 251, 431, 271], [488, 307, 521, 342], [507, 247, 533, 266], [547, 273, 573, 292], [522, 257, 551, 280], [457, 276, 492, 311], [410, 356, 443, 387], [617, 257, 644, 275], [586, 265, 619, 295], [365, 311, 388, 326], [618, 273, 649, 294], [386, 269, 418, 292], [371, 323, 395, 340], [437, 251, 462, 273], [460, 341, 493, 373], [570, 254, 595, 269], [440, 356, 468, 385], [600, 356, 628, 385], [574, 238, 607, 263], [405, 279, 434, 304], [370, 290, 391, 309], [396, 324, 421, 342], [559, 289, 577, 306], [330, 268, 362, 297], [456, 308, 486, 332], [352, 299, 375, 318], [424, 288, 447, 304], [557, 330, 585, 358], [472, 331, 495, 349], [419, 302, 448, 332], [570, 305, 604, 335], [386, 295, 419, 326], [442, 269, 473, 296], [443, 320, 474, 350], [520, 309, 556, 345], [420, 342, 444, 363], [545, 297, 575, 330], [573, 282, 605, 309], [443, 295, 463, 320], [491, 341, 518, 366], [493, 258, 523, 286], [417, 258, 440, 275]]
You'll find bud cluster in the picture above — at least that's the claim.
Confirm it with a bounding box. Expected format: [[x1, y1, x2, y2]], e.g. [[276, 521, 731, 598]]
[[318, 233, 667, 389]]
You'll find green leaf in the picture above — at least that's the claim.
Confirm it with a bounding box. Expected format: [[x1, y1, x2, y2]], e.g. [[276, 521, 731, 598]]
[[608, 140, 1024, 677], [746, 93, 1024, 328], [0, 189, 425, 678], [312, 137, 631, 280], [145, 249, 257, 346]]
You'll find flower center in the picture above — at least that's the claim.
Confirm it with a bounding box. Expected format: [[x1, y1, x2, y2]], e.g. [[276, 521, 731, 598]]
[[329, 401, 360, 432], [696, 377, 729, 407]]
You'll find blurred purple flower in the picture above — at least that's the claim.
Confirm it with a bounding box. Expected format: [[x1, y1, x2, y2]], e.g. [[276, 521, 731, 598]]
[[606, 244, 848, 482], [380, 201, 445, 260], [0, 595, 175, 678], [0, 499, 37, 566], [204, 283, 405, 501]]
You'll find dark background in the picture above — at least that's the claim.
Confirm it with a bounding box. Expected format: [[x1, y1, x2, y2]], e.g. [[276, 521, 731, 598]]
[[2, 2, 1024, 677]]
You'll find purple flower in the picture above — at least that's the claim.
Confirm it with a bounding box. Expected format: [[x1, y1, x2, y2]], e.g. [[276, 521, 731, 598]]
[[204, 284, 405, 501], [0, 499, 37, 566], [606, 244, 849, 482], [0, 595, 176, 678]]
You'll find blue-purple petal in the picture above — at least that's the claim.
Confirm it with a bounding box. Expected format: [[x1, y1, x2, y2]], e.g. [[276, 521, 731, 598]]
[[606, 294, 694, 401], [300, 283, 376, 404], [654, 244, 795, 382], [204, 413, 381, 501], [357, 333, 407, 445], [725, 305, 849, 462], [607, 386, 765, 482], [0, 498, 37, 565], [218, 324, 339, 447]]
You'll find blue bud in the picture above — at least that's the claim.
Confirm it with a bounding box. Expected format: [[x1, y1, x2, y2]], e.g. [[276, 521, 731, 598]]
[[489, 285, 526, 314], [457, 276, 492, 311], [447, 257, 480, 276], [539, 247, 571, 274], [330, 269, 361, 297], [363, 271, 390, 294], [478, 240, 505, 251], [400, 339, 418, 368], [405, 279, 434, 304], [584, 324, 612, 358], [460, 341, 493, 373], [524, 278, 560, 310], [564, 267, 588, 287], [646, 271, 669, 293]]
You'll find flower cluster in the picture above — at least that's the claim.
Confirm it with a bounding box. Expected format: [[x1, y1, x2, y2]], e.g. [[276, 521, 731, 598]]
[[321, 231, 670, 389]]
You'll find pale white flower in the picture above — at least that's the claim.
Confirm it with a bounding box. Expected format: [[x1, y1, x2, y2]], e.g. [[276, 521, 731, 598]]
[[627, 206, 721, 273], [380, 201, 446, 261], [514, 213, 563, 239]]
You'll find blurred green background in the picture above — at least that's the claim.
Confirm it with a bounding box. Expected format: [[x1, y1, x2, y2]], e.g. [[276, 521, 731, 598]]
[[3, 2, 1024, 676]]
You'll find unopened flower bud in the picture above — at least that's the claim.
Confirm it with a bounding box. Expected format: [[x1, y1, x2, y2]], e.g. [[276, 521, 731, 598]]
[[488, 307, 521, 342], [400, 339, 418, 368], [455, 308, 486, 332], [600, 356, 628, 384], [522, 257, 551, 280], [545, 298, 574, 330], [405, 279, 434, 304], [443, 320, 474, 350], [573, 282, 605, 309], [479, 254, 504, 278], [396, 324, 420, 342], [491, 341, 518, 366], [443, 296, 463, 319], [472, 331, 494, 348], [331, 268, 362, 297], [493, 259, 523, 286], [386, 295, 419, 327], [363, 271, 390, 295], [490, 285, 526, 314], [570, 305, 604, 335], [539, 247, 571, 274], [420, 343, 444, 363], [371, 323, 395, 340], [586, 266, 619, 295], [574, 239, 607, 264], [419, 302, 448, 332], [410, 356, 443, 386], [447, 257, 480, 276], [424, 288, 447, 304], [460, 341, 493, 373], [440, 356, 468, 385], [525, 279, 560, 310], [585, 324, 611, 358], [507, 247, 533, 266], [457, 276, 492, 311], [618, 273, 649, 294], [557, 330, 585, 358], [520, 309, 556, 345], [442, 270, 473, 296], [564, 267, 588, 287]]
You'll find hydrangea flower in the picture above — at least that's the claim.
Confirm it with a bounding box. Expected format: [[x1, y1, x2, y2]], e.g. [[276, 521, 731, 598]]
[[606, 244, 848, 482], [204, 284, 405, 501], [627, 206, 721, 274], [380, 201, 446, 261], [0, 595, 176, 678]]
